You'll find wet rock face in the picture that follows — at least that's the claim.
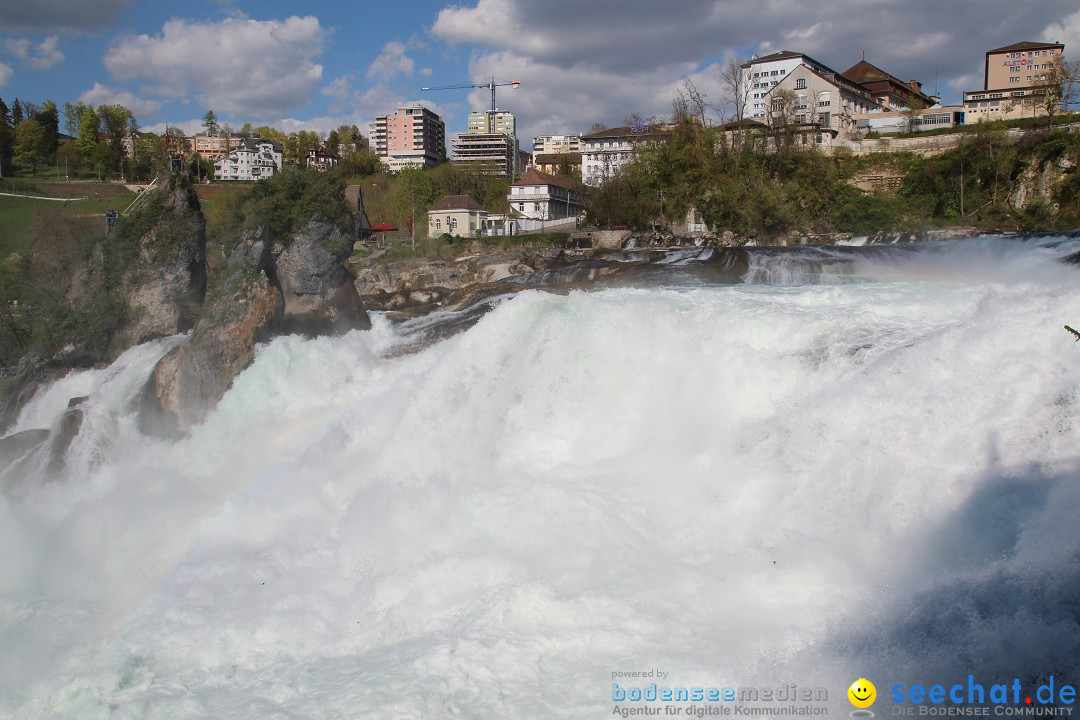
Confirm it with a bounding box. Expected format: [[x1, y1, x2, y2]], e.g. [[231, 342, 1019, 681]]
[[139, 274, 281, 438], [117, 181, 208, 348], [139, 218, 370, 438], [274, 220, 371, 336]]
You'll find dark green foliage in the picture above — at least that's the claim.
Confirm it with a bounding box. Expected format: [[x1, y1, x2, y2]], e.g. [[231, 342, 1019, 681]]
[[233, 165, 353, 245], [587, 115, 1080, 236]]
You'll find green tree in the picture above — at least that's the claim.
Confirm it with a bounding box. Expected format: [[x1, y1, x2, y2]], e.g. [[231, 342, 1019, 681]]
[[202, 110, 219, 136], [62, 101, 91, 136], [34, 100, 59, 161], [76, 107, 99, 164], [14, 119, 48, 174], [0, 98, 11, 175], [56, 141, 81, 177], [391, 166, 434, 245], [12, 99, 23, 126]]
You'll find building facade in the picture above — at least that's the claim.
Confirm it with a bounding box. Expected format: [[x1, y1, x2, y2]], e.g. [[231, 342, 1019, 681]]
[[531, 134, 583, 175], [508, 169, 584, 221], [740, 51, 839, 120], [453, 132, 519, 176], [428, 195, 488, 237], [214, 138, 283, 181], [371, 106, 446, 171], [190, 134, 244, 162], [468, 110, 516, 135], [766, 64, 879, 142], [306, 145, 340, 172], [963, 41, 1065, 122], [581, 125, 669, 187]]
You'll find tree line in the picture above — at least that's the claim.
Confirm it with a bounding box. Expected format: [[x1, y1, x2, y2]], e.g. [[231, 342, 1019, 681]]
[[0, 98, 385, 182]]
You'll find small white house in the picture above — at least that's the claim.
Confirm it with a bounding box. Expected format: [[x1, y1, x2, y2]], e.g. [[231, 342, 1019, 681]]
[[428, 195, 487, 238]]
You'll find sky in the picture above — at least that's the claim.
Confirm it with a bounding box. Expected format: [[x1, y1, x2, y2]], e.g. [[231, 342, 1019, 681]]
[[1, 0, 1078, 151]]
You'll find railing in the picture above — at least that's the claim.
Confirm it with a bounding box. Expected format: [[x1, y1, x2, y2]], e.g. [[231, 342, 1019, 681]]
[[0, 367, 16, 379]]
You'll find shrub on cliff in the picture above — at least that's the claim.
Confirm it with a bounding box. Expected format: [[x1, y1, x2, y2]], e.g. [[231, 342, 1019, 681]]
[[226, 166, 353, 249]]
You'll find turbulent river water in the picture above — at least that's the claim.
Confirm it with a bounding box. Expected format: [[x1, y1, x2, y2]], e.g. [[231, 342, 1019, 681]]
[[2, 234, 1080, 719]]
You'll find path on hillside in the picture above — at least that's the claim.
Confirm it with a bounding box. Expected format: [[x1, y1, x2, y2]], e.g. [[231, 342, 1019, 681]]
[[0, 192, 89, 201]]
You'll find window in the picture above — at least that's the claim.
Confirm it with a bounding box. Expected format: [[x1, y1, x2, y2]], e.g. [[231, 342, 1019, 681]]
[[518, 203, 524, 212], [795, 78, 807, 89], [434, 218, 442, 230], [449, 217, 458, 232], [1010, 77, 1020, 83]]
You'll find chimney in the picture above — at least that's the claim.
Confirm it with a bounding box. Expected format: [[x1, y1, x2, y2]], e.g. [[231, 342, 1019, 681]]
[[908, 80, 923, 92]]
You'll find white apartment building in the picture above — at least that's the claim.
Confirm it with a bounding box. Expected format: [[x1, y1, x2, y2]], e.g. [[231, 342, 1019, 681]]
[[508, 169, 584, 221], [214, 138, 283, 181], [581, 125, 668, 187], [741, 51, 839, 120]]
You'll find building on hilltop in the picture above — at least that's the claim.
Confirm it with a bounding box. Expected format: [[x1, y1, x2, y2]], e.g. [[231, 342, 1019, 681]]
[[371, 106, 446, 171], [306, 144, 340, 172], [841, 60, 936, 111], [740, 51, 840, 121], [214, 138, 283, 181], [963, 40, 1066, 122], [581, 124, 670, 187], [453, 110, 520, 177], [763, 63, 879, 144], [468, 110, 516, 135], [531, 134, 582, 176], [191, 133, 244, 162]]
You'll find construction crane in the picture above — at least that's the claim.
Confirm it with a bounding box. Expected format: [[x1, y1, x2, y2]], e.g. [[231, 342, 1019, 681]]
[[420, 77, 520, 133]]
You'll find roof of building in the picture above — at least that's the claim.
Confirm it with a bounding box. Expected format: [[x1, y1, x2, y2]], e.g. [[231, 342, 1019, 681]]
[[431, 195, 486, 212], [581, 124, 671, 140], [842, 60, 934, 107], [988, 40, 1065, 54], [512, 168, 577, 190], [770, 63, 874, 101], [242, 137, 283, 152], [741, 50, 806, 67]]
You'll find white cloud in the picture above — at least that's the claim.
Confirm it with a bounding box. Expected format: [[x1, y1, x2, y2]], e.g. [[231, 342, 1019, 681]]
[[3, 36, 64, 69], [104, 16, 325, 120], [1041, 10, 1080, 56], [322, 75, 352, 101], [432, 0, 1080, 122], [365, 41, 415, 83], [0, 62, 12, 89], [78, 82, 163, 118]]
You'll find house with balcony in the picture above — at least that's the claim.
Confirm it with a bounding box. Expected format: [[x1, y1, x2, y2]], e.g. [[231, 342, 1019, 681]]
[[508, 169, 583, 223], [214, 138, 283, 181]]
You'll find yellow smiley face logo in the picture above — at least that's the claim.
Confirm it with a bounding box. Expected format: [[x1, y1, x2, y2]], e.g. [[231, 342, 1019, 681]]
[[848, 678, 876, 708]]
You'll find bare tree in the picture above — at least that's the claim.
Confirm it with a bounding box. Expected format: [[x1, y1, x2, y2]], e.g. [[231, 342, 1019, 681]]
[[720, 55, 753, 153]]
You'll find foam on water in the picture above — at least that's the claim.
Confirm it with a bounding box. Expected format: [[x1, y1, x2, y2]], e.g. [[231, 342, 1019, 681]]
[[2, 236, 1080, 718]]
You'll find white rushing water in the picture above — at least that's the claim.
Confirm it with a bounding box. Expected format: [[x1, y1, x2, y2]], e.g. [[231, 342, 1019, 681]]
[[2, 235, 1080, 718]]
